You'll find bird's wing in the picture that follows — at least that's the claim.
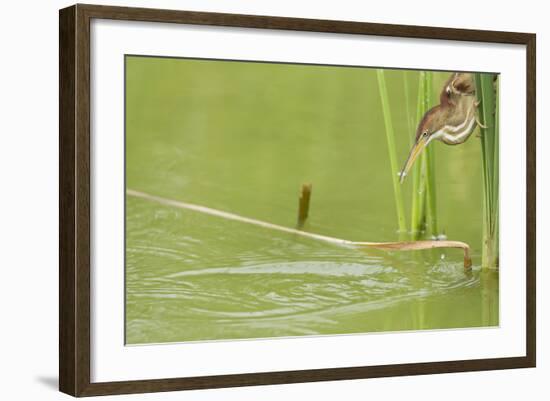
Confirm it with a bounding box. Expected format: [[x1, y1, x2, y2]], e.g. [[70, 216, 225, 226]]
[[439, 73, 456, 106]]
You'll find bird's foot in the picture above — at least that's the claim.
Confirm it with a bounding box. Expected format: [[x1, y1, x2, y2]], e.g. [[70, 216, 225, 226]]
[[475, 115, 488, 129]]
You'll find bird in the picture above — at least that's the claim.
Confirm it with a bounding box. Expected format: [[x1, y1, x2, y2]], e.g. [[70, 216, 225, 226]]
[[399, 72, 484, 183]]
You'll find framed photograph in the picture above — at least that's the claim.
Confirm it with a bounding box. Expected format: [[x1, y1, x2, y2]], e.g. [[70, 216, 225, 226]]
[[59, 4, 536, 397]]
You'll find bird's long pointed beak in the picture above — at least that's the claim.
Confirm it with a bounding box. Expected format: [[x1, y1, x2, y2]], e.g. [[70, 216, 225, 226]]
[[399, 136, 429, 183]]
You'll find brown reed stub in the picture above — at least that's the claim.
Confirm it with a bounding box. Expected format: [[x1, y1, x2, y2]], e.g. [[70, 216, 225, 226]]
[[297, 183, 312, 227]]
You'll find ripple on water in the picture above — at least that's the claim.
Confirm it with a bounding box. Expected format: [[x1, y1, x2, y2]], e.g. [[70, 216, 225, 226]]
[[127, 259, 477, 325], [125, 198, 484, 343], [165, 261, 396, 278]]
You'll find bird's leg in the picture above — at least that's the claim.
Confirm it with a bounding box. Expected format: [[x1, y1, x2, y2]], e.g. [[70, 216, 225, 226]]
[[474, 99, 488, 129]]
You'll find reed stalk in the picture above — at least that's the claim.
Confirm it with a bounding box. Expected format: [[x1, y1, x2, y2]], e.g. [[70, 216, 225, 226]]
[[403, 71, 414, 144], [410, 72, 424, 238], [423, 72, 439, 237], [474, 73, 499, 269], [377, 69, 407, 233], [297, 183, 312, 228], [410, 71, 440, 239], [409, 71, 439, 240]]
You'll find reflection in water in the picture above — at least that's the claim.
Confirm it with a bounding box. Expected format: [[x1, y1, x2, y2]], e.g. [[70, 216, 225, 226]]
[[481, 270, 499, 326]]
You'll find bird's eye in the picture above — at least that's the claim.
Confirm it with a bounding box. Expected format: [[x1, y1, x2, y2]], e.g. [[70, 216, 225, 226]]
[[423, 131, 428, 137]]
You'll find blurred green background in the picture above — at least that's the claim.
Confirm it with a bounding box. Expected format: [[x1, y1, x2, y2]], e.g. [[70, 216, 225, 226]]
[[125, 56, 498, 344]]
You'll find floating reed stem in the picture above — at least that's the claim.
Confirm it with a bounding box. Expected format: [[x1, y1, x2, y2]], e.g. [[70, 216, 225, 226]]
[[475, 73, 499, 269], [377, 69, 407, 233], [127, 188, 472, 269], [356, 240, 471, 270], [297, 183, 312, 228]]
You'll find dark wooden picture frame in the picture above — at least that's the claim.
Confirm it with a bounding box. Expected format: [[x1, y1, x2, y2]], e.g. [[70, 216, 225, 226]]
[[59, 3, 536, 397]]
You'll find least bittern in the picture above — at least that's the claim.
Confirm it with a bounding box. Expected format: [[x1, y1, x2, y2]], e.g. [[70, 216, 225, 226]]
[[399, 73, 484, 183]]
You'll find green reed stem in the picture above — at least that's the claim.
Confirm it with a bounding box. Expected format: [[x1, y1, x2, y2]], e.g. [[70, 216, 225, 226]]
[[475, 73, 499, 269], [406, 71, 427, 239], [410, 71, 439, 239], [377, 69, 407, 233], [423, 72, 439, 237], [493, 81, 500, 259], [410, 72, 424, 238], [403, 71, 414, 146]]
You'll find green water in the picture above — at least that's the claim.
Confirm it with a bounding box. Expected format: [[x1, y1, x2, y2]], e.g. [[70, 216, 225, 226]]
[[125, 56, 499, 344]]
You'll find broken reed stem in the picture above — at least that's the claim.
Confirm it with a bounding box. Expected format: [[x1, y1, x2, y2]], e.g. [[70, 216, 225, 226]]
[[356, 240, 472, 270], [297, 183, 312, 227], [127, 188, 472, 269]]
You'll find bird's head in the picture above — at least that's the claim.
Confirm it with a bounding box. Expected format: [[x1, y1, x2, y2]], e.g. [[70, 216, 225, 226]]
[[399, 106, 446, 183]]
